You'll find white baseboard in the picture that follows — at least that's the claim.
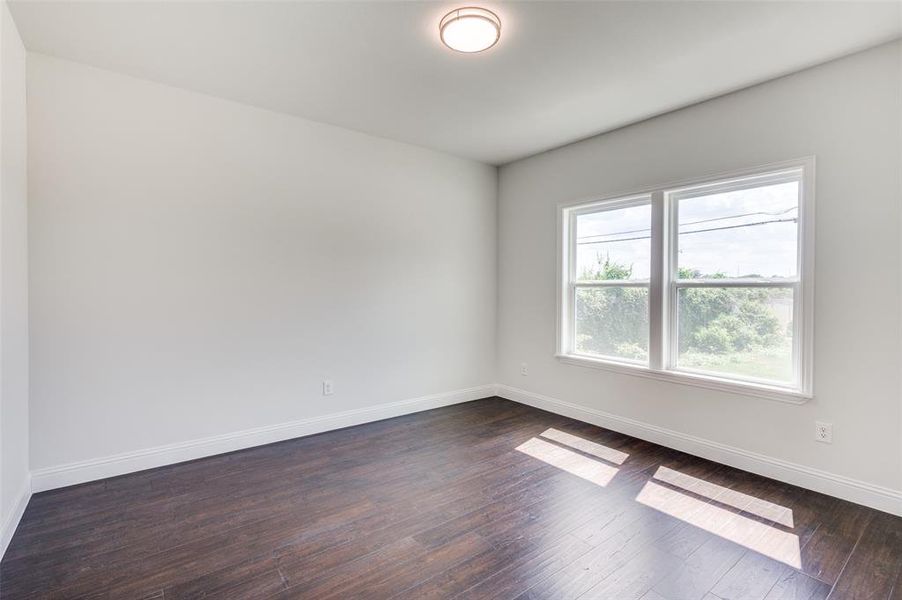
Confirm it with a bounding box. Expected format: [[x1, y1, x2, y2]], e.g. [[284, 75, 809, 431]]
[[1, 475, 32, 560], [27, 383, 902, 517], [496, 384, 902, 516], [31, 384, 495, 493]]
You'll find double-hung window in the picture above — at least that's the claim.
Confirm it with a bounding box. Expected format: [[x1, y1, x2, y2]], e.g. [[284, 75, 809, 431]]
[[558, 159, 814, 402]]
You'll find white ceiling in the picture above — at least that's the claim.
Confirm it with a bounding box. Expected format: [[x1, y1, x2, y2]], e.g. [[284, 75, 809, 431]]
[[9, 1, 901, 165]]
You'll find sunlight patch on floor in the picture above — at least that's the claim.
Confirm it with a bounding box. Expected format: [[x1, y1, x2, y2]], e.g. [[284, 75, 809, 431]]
[[636, 480, 801, 568], [539, 428, 629, 465], [653, 466, 793, 527], [516, 437, 619, 487]]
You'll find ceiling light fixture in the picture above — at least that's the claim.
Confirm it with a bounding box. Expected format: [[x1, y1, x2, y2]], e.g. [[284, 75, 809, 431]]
[[439, 7, 501, 53]]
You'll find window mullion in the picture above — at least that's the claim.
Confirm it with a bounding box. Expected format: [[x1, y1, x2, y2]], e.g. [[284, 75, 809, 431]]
[[570, 283, 581, 356], [649, 191, 666, 371], [791, 279, 803, 391], [665, 191, 679, 371]]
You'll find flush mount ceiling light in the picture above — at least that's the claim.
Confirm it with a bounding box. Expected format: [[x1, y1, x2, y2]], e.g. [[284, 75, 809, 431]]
[[439, 7, 501, 53]]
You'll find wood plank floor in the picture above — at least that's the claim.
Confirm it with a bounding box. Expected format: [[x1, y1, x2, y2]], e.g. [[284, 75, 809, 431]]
[[2, 397, 900, 599]]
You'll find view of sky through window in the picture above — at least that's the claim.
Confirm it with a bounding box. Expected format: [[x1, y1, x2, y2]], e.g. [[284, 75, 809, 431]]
[[677, 181, 799, 279], [576, 203, 651, 280], [573, 182, 799, 282]]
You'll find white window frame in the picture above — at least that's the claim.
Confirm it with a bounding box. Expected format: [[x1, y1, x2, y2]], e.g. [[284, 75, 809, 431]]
[[556, 157, 815, 404]]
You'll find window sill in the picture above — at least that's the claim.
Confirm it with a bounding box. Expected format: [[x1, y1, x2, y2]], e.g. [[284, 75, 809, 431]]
[[554, 354, 812, 404]]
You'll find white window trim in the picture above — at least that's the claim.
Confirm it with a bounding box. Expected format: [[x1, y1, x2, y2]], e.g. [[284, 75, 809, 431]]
[[555, 157, 815, 404]]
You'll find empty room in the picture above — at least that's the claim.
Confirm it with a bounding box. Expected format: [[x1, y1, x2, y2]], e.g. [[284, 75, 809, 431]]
[[0, 1, 900, 598]]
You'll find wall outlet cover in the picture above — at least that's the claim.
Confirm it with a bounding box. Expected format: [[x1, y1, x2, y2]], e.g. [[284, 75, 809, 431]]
[[815, 421, 833, 443]]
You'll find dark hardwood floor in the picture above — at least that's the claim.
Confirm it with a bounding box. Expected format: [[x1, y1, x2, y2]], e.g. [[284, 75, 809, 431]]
[[2, 397, 900, 599]]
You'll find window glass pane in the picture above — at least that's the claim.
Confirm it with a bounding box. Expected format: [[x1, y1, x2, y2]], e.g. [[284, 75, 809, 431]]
[[677, 286, 793, 383], [576, 203, 651, 281], [575, 287, 649, 363], [677, 180, 799, 280]]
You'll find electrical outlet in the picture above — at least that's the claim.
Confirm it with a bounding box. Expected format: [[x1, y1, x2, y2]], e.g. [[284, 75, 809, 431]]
[[815, 421, 832, 443], [520, 363, 528, 376], [322, 380, 334, 396]]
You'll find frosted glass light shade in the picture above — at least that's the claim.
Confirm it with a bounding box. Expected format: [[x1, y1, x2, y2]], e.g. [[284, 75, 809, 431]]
[[440, 7, 501, 53]]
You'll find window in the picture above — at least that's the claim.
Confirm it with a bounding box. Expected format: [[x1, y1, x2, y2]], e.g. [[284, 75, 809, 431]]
[[572, 198, 651, 363], [558, 159, 814, 402]]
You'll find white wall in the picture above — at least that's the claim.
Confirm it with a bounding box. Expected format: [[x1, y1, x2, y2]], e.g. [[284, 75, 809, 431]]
[[27, 54, 497, 474], [497, 43, 902, 499], [0, 0, 30, 554]]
